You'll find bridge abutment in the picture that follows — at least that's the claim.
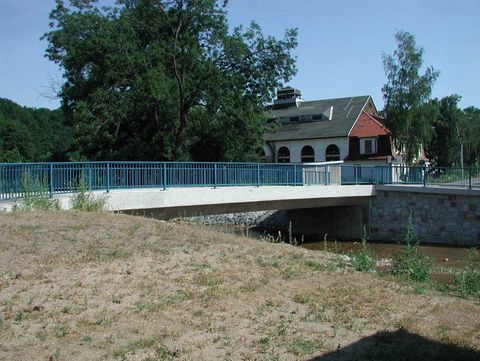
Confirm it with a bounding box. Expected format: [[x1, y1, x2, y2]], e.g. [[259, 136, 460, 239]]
[[370, 186, 480, 246]]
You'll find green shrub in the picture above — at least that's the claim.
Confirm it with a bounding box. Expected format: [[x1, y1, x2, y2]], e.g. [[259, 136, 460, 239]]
[[13, 175, 59, 211], [70, 176, 106, 211], [391, 218, 431, 283], [455, 248, 480, 297], [350, 227, 377, 272]]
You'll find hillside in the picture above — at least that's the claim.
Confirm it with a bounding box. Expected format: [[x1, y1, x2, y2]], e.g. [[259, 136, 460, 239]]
[[0, 212, 479, 360], [0, 98, 73, 162]]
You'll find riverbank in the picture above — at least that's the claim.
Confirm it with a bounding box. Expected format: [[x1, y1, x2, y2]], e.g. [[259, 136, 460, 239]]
[[1, 212, 479, 360]]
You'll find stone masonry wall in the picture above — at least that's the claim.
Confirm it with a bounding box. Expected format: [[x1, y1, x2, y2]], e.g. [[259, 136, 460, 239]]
[[370, 188, 480, 246]]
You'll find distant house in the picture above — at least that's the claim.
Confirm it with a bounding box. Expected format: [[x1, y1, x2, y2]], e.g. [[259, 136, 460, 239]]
[[264, 87, 401, 166]]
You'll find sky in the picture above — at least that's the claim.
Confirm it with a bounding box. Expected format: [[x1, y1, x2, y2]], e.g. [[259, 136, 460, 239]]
[[0, 0, 479, 110]]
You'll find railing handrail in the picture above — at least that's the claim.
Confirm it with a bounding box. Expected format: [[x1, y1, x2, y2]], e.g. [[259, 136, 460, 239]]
[[1, 161, 478, 202]]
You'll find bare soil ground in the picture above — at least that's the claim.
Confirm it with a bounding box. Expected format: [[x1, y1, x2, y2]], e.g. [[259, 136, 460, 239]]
[[0, 211, 479, 361]]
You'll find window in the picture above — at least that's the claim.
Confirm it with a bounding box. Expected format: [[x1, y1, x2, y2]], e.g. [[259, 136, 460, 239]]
[[360, 138, 377, 154], [325, 144, 340, 162], [364, 140, 373, 154], [301, 145, 315, 162], [277, 147, 290, 163], [290, 116, 299, 122]]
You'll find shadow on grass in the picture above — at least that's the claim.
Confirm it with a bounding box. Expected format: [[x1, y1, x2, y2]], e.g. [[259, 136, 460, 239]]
[[308, 329, 480, 361]]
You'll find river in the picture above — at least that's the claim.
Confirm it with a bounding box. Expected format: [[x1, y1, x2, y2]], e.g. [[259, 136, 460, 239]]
[[210, 224, 479, 283]]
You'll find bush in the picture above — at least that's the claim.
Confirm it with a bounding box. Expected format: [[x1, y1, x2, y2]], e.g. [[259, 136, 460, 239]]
[[391, 218, 431, 283], [13, 176, 59, 211], [350, 227, 377, 272], [70, 176, 106, 211], [455, 248, 480, 298]]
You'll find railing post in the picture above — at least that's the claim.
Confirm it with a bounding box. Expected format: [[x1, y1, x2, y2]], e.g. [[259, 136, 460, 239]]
[[293, 164, 297, 186], [49, 163, 54, 197], [214, 164, 217, 189], [354, 165, 358, 185], [163, 163, 167, 190], [88, 166, 92, 191], [324, 165, 328, 185], [256, 164, 260, 187], [423, 165, 427, 187], [469, 167, 472, 190], [106, 162, 110, 193]]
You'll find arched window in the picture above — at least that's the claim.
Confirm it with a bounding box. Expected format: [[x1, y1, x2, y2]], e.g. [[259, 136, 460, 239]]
[[277, 147, 290, 163], [301, 145, 315, 163], [325, 144, 340, 161]]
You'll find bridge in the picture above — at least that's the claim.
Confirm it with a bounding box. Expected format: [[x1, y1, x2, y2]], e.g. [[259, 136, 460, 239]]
[[1, 161, 478, 218]]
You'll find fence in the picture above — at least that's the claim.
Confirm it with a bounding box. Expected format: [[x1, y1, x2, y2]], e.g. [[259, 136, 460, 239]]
[[0, 162, 478, 201]]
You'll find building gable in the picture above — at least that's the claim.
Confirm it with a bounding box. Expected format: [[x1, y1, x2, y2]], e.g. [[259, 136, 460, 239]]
[[349, 111, 390, 138]]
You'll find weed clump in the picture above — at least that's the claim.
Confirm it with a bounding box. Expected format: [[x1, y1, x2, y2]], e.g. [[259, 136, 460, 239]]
[[391, 217, 431, 283], [455, 248, 480, 298], [13, 176, 59, 211], [350, 227, 376, 272], [70, 176, 106, 211], [260, 222, 303, 246]]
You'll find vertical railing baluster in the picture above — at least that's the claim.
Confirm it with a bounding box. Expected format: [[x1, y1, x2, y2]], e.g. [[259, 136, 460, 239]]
[[163, 163, 167, 190], [214, 164, 217, 188], [88, 165, 92, 191], [106, 162, 110, 193], [469, 167, 472, 190], [293, 164, 297, 186], [49, 163, 54, 197], [423, 165, 427, 187], [256, 164, 260, 187]]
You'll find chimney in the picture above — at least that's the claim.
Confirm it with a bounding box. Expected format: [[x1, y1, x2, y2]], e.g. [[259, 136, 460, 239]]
[[273, 87, 303, 107]]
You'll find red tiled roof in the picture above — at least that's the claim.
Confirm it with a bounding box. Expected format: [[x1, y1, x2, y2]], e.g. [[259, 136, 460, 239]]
[[349, 111, 391, 137]]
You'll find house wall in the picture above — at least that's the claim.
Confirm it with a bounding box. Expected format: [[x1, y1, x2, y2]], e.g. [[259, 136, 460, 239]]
[[266, 137, 350, 163]]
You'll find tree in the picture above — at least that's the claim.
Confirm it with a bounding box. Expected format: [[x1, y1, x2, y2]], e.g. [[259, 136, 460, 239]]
[[428, 95, 464, 167], [43, 0, 297, 161], [0, 98, 74, 162], [463, 106, 480, 166], [382, 30, 439, 164]]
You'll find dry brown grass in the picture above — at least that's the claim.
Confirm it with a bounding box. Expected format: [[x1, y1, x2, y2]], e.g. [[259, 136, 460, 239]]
[[0, 211, 479, 361]]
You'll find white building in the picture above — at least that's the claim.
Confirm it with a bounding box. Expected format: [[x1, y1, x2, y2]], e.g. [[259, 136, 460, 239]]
[[264, 87, 400, 166]]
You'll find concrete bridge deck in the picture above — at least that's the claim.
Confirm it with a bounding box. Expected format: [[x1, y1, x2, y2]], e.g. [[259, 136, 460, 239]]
[[1, 184, 376, 217]]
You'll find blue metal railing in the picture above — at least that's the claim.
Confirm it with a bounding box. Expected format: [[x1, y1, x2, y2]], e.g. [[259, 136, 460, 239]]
[[0, 162, 477, 201]]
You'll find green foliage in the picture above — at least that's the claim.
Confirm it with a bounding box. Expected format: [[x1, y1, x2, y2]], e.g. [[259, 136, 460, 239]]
[[350, 227, 377, 272], [43, 0, 298, 161], [463, 106, 480, 166], [391, 217, 431, 282], [70, 176, 106, 211], [426, 96, 480, 167], [0, 98, 73, 162], [382, 30, 439, 163], [428, 95, 464, 166], [455, 248, 480, 298], [13, 176, 60, 211]]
